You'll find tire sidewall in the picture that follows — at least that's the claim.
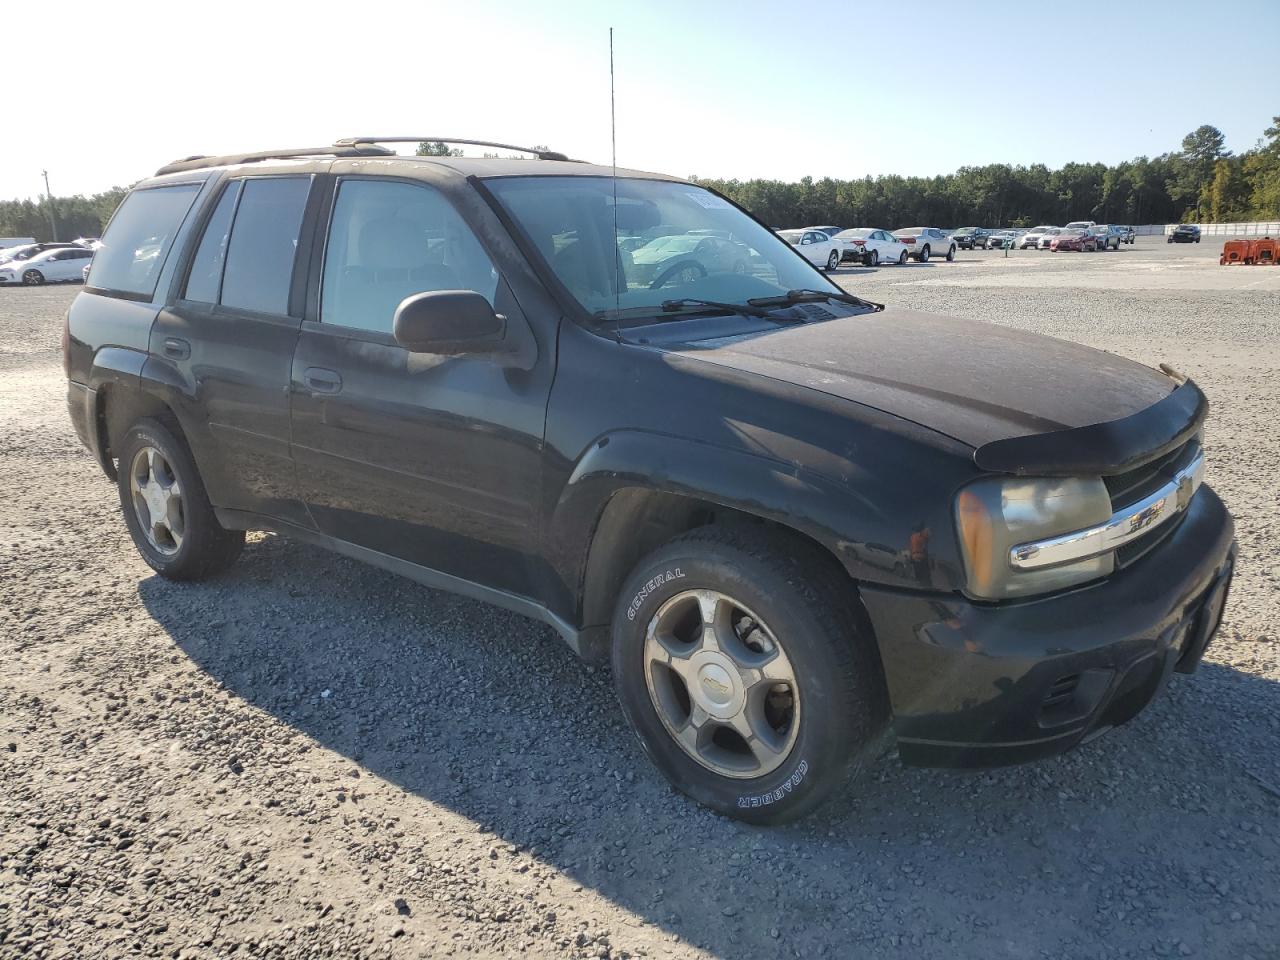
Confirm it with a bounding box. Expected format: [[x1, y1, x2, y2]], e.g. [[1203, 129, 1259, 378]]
[[23, 269, 44, 285], [611, 541, 864, 823]]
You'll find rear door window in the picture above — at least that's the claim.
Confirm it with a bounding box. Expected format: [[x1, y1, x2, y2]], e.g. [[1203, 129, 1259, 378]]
[[218, 177, 311, 316], [183, 181, 242, 304], [88, 183, 202, 298]]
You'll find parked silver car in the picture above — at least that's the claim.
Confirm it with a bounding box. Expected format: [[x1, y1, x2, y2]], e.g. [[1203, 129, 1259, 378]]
[[1090, 225, 1122, 251]]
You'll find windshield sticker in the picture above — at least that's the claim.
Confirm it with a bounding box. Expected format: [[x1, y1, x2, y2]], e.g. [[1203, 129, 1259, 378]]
[[686, 192, 732, 210]]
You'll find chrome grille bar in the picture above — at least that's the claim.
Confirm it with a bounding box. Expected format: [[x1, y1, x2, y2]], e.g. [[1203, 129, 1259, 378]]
[[1010, 452, 1206, 571]]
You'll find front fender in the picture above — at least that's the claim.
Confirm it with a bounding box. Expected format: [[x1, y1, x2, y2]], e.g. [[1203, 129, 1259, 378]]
[[549, 428, 966, 607]]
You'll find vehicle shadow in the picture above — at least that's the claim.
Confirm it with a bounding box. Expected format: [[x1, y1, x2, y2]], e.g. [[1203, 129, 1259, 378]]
[[137, 533, 1280, 958]]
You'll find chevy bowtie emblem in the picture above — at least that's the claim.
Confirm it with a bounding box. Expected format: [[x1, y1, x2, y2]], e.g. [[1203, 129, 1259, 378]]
[[1176, 474, 1194, 511]]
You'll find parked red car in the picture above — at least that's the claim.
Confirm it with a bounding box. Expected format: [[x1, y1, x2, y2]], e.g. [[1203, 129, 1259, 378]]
[[1050, 229, 1098, 252]]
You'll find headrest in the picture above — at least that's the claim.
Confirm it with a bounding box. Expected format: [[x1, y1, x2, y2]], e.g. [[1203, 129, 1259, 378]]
[[358, 218, 427, 271]]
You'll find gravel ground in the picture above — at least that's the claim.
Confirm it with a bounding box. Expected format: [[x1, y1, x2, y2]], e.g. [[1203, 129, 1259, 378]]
[[1, 237, 1277, 960]]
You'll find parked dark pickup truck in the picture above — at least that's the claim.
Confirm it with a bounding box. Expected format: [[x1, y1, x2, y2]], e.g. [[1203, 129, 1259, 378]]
[[64, 138, 1235, 823]]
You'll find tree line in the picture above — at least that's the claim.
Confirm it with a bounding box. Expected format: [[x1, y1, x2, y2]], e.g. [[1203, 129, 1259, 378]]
[[692, 119, 1280, 230], [3, 121, 1278, 242], [0, 187, 129, 243]]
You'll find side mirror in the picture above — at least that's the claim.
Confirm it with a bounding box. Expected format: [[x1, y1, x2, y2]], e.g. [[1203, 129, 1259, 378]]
[[392, 290, 506, 355]]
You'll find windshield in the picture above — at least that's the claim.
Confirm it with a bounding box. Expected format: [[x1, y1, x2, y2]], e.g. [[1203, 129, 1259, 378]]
[[487, 177, 837, 319]]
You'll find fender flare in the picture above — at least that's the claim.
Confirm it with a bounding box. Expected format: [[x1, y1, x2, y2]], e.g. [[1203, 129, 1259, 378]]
[[548, 429, 905, 627]]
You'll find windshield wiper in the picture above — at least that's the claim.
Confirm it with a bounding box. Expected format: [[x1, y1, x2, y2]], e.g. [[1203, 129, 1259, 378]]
[[657, 298, 784, 320], [593, 298, 795, 323], [747, 289, 884, 312]]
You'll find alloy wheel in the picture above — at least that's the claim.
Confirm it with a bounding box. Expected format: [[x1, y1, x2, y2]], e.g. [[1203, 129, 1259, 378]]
[[643, 589, 800, 779], [129, 446, 185, 555]]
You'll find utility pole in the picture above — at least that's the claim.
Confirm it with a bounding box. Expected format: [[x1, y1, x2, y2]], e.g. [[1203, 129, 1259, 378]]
[[41, 170, 58, 242]]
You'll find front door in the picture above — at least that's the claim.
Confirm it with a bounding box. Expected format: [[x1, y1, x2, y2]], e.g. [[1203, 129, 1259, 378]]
[[289, 176, 553, 597]]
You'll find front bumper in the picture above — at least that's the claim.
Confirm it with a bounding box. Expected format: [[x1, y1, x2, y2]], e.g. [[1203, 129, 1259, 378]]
[[860, 485, 1235, 768]]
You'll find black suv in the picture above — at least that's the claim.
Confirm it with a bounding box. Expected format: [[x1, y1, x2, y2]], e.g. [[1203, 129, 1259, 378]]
[[951, 227, 989, 250], [65, 138, 1236, 823]]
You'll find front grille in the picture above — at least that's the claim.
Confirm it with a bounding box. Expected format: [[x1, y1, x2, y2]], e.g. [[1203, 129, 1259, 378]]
[[1103, 437, 1200, 569], [1104, 438, 1199, 508]]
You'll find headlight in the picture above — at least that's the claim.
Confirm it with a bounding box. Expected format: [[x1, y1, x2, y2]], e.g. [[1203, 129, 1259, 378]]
[[955, 475, 1113, 600]]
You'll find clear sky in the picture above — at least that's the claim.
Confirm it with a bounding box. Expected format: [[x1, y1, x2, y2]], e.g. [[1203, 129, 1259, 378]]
[[5, 0, 1278, 201]]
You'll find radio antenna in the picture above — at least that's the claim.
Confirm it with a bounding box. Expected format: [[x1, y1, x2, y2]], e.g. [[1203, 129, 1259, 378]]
[[610, 27, 621, 334]]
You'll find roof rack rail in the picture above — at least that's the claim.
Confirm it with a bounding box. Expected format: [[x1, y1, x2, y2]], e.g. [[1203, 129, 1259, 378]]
[[334, 136, 574, 162], [154, 143, 396, 177]]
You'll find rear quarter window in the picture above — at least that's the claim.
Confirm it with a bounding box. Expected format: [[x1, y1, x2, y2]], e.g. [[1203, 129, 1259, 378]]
[[88, 183, 202, 299]]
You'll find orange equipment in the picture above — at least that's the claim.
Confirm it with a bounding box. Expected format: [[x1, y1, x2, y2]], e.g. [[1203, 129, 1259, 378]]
[[1220, 239, 1251, 264]]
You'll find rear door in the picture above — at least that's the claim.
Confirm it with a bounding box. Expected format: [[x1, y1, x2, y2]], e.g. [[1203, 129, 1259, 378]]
[[289, 174, 553, 596], [150, 173, 320, 527]]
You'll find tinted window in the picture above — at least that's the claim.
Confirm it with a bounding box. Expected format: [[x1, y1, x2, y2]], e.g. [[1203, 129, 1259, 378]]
[[88, 184, 201, 297], [320, 179, 498, 335], [183, 181, 241, 303], [219, 177, 311, 315]]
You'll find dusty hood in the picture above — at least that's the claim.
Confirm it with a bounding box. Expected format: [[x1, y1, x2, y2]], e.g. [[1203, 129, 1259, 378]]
[[672, 309, 1177, 450]]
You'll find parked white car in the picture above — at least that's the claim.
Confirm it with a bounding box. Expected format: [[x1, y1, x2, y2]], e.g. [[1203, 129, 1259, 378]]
[[0, 236, 36, 253], [1064, 220, 1097, 231], [777, 228, 843, 271], [1037, 227, 1063, 250], [0, 245, 94, 285], [1020, 226, 1056, 249], [892, 227, 955, 262], [833, 228, 908, 266]]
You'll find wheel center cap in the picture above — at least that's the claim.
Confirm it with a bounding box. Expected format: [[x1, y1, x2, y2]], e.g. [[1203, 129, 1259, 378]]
[[687, 651, 745, 719], [698, 663, 735, 706]]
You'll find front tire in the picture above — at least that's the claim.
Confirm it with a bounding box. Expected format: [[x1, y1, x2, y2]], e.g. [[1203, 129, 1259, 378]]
[[611, 526, 887, 824], [116, 418, 244, 580], [21, 269, 45, 285]]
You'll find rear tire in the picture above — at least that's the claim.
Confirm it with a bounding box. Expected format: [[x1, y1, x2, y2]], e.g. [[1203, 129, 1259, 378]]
[[115, 418, 244, 580], [866, 250, 879, 267], [611, 526, 887, 824], [826, 250, 840, 272], [917, 244, 930, 262], [946, 245, 956, 261]]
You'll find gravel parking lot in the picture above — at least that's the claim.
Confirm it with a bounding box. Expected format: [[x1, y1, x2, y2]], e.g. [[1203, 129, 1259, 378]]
[[2, 236, 1277, 960]]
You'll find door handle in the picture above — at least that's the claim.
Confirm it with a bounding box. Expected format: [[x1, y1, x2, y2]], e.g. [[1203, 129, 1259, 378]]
[[303, 367, 343, 394], [161, 337, 190, 360]]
